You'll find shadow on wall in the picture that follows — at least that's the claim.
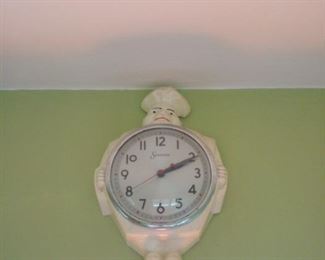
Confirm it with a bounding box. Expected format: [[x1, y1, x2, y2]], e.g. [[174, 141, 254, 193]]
[[2, 33, 325, 89]]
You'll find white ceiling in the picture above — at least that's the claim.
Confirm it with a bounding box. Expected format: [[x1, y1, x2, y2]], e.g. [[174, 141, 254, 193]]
[[1, 1, 324, 90]]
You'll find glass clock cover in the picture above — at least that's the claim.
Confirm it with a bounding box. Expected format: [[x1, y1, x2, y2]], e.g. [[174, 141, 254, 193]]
[[105, 124, 217, 228]]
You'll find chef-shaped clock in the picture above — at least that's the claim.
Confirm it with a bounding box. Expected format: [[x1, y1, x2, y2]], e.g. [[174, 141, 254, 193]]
[[95, 87, 227, 260]]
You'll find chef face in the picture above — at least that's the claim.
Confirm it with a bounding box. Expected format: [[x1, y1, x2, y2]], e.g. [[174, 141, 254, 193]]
[[142, 107, 182, 126]]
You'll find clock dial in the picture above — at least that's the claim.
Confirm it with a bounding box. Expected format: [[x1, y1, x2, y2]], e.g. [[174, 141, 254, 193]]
[[106, 125, 216, 228]]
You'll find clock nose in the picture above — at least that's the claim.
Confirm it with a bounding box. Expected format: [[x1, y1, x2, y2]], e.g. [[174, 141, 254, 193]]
[[158, 109, 169, 117]]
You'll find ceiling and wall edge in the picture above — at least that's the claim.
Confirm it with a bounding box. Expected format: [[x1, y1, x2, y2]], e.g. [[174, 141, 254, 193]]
[[2, 85, 325, 91]]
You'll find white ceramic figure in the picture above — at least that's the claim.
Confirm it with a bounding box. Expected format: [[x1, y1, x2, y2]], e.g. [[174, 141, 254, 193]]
[[95, 87, 228, 260]]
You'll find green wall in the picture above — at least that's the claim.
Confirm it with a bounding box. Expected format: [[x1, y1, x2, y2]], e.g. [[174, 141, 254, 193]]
[[1, 90, 324, 260]]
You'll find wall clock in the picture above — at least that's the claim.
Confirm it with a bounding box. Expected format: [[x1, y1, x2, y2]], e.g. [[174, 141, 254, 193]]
[[95, 87, 228, 260]]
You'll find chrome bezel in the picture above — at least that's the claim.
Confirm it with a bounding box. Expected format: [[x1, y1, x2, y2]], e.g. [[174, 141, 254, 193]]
[[105, 124, 218, 228]]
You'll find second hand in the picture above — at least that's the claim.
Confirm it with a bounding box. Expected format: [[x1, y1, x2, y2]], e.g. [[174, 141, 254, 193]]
[[132, 154, 197, 190], [132, 174, 158, 190]]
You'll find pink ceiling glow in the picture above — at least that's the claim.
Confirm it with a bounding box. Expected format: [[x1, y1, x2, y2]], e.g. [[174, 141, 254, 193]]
[[2, 1, 324, 56], [1, 1, 324, 89]]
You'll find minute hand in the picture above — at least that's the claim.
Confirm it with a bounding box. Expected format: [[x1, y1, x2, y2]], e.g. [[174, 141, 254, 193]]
[[157, 155, 198, 177]]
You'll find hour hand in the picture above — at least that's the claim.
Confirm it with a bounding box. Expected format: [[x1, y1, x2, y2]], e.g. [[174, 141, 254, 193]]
[[157, 155, 197, 177]]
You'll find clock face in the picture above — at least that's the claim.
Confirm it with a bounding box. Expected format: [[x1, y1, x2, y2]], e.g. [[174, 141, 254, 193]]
[[105, 125, 217, 228]]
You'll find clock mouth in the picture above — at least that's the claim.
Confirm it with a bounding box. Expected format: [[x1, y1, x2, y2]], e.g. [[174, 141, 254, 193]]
[[154, 116, 170, 122], [105, 124, 218, 229]]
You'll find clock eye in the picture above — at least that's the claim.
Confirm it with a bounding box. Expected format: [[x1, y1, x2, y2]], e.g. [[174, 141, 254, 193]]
[[152, 107, 162, 114], [167, 109, 175, 116]]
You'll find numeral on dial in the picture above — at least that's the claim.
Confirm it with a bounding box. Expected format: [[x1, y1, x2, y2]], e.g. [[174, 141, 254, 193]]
[[139, 140, 146, 150], [125, 186, 133, 197], [188, 184, 197, 194], [155, 136, 166, 146], [121, 169, 129, 180], [157, 203, 165, 214], [194, 168, 201, 178], [188, 152, 195, 159], [175, 198, 183, 209], [139, 198, 146, 209], [126, 154, 137, 164]]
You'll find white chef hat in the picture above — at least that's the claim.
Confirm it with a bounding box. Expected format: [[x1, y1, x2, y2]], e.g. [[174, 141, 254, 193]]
[[141, 87, 191, 117]]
